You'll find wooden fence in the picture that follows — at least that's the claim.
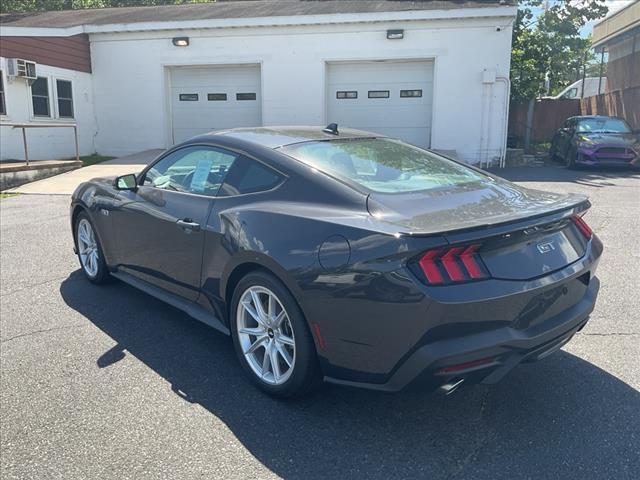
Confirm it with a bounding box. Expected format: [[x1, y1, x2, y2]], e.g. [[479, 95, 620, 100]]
[[508, 99, 581, 148], [581, 86, 640, 131]]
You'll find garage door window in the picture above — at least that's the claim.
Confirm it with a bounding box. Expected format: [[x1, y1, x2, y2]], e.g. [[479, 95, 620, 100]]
[[219, 156, 283, 196], [179, 94, 199, 101], [368, 90, 389, 99], [400, 90, 422, 98], [236, 93, 257, 101], [31, 77, 50, 117], [336, 91, 357, 99], [208, 93, 227, 101], [143, 146, 238, 196]]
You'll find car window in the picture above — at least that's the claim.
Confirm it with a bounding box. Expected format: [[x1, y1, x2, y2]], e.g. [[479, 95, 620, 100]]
[[562, 87, 578, 99], [576, 118, 631, 134], [143, 146, 238, 196], [218, 156, 283, 196], [280, 138, 485, 194]]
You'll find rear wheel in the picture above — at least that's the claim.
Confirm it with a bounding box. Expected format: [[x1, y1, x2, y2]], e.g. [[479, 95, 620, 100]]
[[75, 213, 110, 284], [230, 271, 320, 397]]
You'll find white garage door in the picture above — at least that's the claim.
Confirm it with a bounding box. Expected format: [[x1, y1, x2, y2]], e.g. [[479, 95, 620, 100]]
[[326, 60, 434, 148], [170, 65, 261, 144]]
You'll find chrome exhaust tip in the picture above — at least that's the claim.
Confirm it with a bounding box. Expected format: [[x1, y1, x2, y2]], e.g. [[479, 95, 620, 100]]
[[437, 377, 465, 396]]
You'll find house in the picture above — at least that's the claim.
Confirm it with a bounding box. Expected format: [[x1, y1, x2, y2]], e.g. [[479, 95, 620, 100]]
[[0, 0, 517, 165], [586, 0, 639, 128]]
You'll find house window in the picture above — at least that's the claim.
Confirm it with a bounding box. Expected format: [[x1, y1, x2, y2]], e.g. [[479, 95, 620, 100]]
[[31, 77, 50, 117], [0, 71, 6, 115], [56, 79, 74, 118]]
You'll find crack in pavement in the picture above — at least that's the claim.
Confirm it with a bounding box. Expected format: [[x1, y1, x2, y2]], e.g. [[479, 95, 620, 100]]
[[578, 332, 638, 337], [0, 275, 79, 298], [445, 386, 492, 479], [1, 324, 87, 344]]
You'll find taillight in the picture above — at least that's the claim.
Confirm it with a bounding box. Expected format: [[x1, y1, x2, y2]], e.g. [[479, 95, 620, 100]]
[[572, 215, 593, 239], [417, 244, 489, 285]]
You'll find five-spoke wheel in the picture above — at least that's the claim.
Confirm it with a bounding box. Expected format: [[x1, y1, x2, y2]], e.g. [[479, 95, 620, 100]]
[[75, 212, 109, 284]]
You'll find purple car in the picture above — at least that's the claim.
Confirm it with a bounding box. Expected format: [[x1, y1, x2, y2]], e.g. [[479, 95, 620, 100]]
[[550, 116, 640, 168]]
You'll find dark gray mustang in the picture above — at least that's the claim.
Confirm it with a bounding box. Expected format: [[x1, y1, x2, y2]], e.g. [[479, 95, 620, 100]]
[[71, 125, 602, 397]]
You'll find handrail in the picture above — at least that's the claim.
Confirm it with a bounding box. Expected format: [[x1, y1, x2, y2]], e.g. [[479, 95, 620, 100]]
[[0, 122, 79, 166]]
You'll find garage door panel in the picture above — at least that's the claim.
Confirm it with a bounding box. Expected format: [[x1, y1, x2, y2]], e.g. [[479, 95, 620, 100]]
[[170, 65, 261, 144], [327, 60, 434, 148]]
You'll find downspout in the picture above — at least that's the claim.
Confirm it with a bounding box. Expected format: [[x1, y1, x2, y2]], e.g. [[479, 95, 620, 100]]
[[495, 76, 511, 168]]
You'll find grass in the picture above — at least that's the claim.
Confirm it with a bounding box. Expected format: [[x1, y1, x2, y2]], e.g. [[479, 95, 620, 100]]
[[79, 154, 114, 167], [0, 192, 20, 200]]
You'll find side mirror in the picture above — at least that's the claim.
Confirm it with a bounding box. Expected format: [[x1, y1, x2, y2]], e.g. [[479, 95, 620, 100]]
[[115, 173, 137, 191]]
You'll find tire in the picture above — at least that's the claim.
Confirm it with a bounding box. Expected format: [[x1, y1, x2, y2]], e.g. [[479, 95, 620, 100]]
[[230, 271, 321, 398], [565, 148, 578, 169], [75, 212, 110, 284]]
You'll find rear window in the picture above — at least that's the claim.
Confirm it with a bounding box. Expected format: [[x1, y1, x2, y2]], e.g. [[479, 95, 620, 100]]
[[279, 138, 485, 193]]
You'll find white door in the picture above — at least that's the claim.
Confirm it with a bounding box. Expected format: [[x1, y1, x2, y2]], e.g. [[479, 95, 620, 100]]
[[326, 60, 434, 148], [170, 65, 261, 144]]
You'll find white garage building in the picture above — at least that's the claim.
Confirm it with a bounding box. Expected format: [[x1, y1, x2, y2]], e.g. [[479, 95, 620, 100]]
[[0, 0, 516, 165]]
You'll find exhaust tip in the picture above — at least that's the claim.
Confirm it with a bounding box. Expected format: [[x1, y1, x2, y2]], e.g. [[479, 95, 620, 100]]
[[437, 377, 465, 396]]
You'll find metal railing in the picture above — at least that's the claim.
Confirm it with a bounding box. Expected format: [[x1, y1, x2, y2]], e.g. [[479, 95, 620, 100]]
[[0, 122, 79, 166]]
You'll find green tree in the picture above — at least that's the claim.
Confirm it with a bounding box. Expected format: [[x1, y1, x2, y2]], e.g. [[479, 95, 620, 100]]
[[510, 0, 608, 102]]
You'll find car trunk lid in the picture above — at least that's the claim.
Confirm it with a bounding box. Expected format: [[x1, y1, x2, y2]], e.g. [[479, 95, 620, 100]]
[[368, 177, 591, 281]]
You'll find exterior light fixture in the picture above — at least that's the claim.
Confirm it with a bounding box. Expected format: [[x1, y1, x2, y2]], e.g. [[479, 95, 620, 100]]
[[172, 37, 190, 47], [386, 29, 404, 40]]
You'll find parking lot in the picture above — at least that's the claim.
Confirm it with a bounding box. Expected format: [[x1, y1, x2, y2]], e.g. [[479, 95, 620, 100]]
[[1, 166, 639, 479]]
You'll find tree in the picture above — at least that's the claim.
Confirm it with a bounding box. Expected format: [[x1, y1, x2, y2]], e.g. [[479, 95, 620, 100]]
[[510, 0, 609, 102]]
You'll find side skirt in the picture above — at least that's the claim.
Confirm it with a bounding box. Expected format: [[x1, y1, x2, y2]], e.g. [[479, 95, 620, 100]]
[[111, 270, 230, 336]]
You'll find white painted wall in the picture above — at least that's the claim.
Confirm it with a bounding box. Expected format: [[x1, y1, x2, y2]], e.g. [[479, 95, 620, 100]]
[[89, 14, 514, 164], [0, 58, 97, 161]]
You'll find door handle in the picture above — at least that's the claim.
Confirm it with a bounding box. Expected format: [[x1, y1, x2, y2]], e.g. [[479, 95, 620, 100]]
[[176, 219, 201, 232]]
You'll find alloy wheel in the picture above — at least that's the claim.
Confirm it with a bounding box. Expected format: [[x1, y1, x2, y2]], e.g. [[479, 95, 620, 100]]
[[77, 218, 99, 277], [236, 286, 296, 385]]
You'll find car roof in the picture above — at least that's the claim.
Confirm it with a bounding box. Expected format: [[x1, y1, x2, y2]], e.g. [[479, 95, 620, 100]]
[[207, 126, 380, 149]]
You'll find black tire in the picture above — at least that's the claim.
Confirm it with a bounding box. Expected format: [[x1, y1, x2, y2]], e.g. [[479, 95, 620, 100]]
[[565, 148, 578, 169], [75, 212, 110, 284], [230, 271, 321, 398]]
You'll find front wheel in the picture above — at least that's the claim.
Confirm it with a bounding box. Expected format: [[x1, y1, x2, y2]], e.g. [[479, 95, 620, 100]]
[[230, 271, 320, 398], [75, 212, 110, 284]]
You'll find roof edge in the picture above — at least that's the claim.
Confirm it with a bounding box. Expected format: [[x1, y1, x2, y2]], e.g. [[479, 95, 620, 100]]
[[0, 6, 517, 37]]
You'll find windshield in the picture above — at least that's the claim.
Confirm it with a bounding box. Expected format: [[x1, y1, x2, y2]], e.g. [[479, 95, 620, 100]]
[[279, 138, 485, 194], [577, 118, 631, 134]]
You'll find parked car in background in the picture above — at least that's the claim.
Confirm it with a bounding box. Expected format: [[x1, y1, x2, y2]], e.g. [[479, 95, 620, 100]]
[[71, 126, 603, 397], [550, 116, 640, 168], [543, 77, 607, 100]]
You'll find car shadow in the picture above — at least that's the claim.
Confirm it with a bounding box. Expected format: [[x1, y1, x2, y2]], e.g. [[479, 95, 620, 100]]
[[60, 271, 640, 479], [489, 164, 640, 187]]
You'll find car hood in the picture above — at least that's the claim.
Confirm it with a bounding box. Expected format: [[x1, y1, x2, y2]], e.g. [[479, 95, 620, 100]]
[[577, 132, 639, 148], [366, 176, 589, 235]]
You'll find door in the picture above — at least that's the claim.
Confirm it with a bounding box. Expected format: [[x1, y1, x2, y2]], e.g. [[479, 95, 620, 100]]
[[112, 145, 239, 300], [326, 60, 434, 148], [170, 65, 262, 144]]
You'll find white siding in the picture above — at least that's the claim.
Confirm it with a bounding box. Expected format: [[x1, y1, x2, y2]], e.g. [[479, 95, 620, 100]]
[[90, 17, 513, 164], [0, 58, 97, 161]]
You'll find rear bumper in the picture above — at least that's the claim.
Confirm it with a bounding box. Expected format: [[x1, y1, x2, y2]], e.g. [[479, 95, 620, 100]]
[[324, 275, 599, 393]]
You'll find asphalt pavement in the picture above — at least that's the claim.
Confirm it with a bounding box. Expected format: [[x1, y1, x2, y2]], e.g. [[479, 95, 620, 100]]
[[1, 165, 638, 479]]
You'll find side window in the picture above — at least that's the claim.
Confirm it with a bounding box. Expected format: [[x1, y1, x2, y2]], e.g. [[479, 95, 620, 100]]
[[219, 156, 283, 197], [56, 79, 74, 118], [31, 77, 50, 117], [0, 71, 6, 115], [142, 146, 238, 196]]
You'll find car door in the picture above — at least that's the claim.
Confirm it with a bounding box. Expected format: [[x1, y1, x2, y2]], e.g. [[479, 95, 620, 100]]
[[112, 145, 239, 301]]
